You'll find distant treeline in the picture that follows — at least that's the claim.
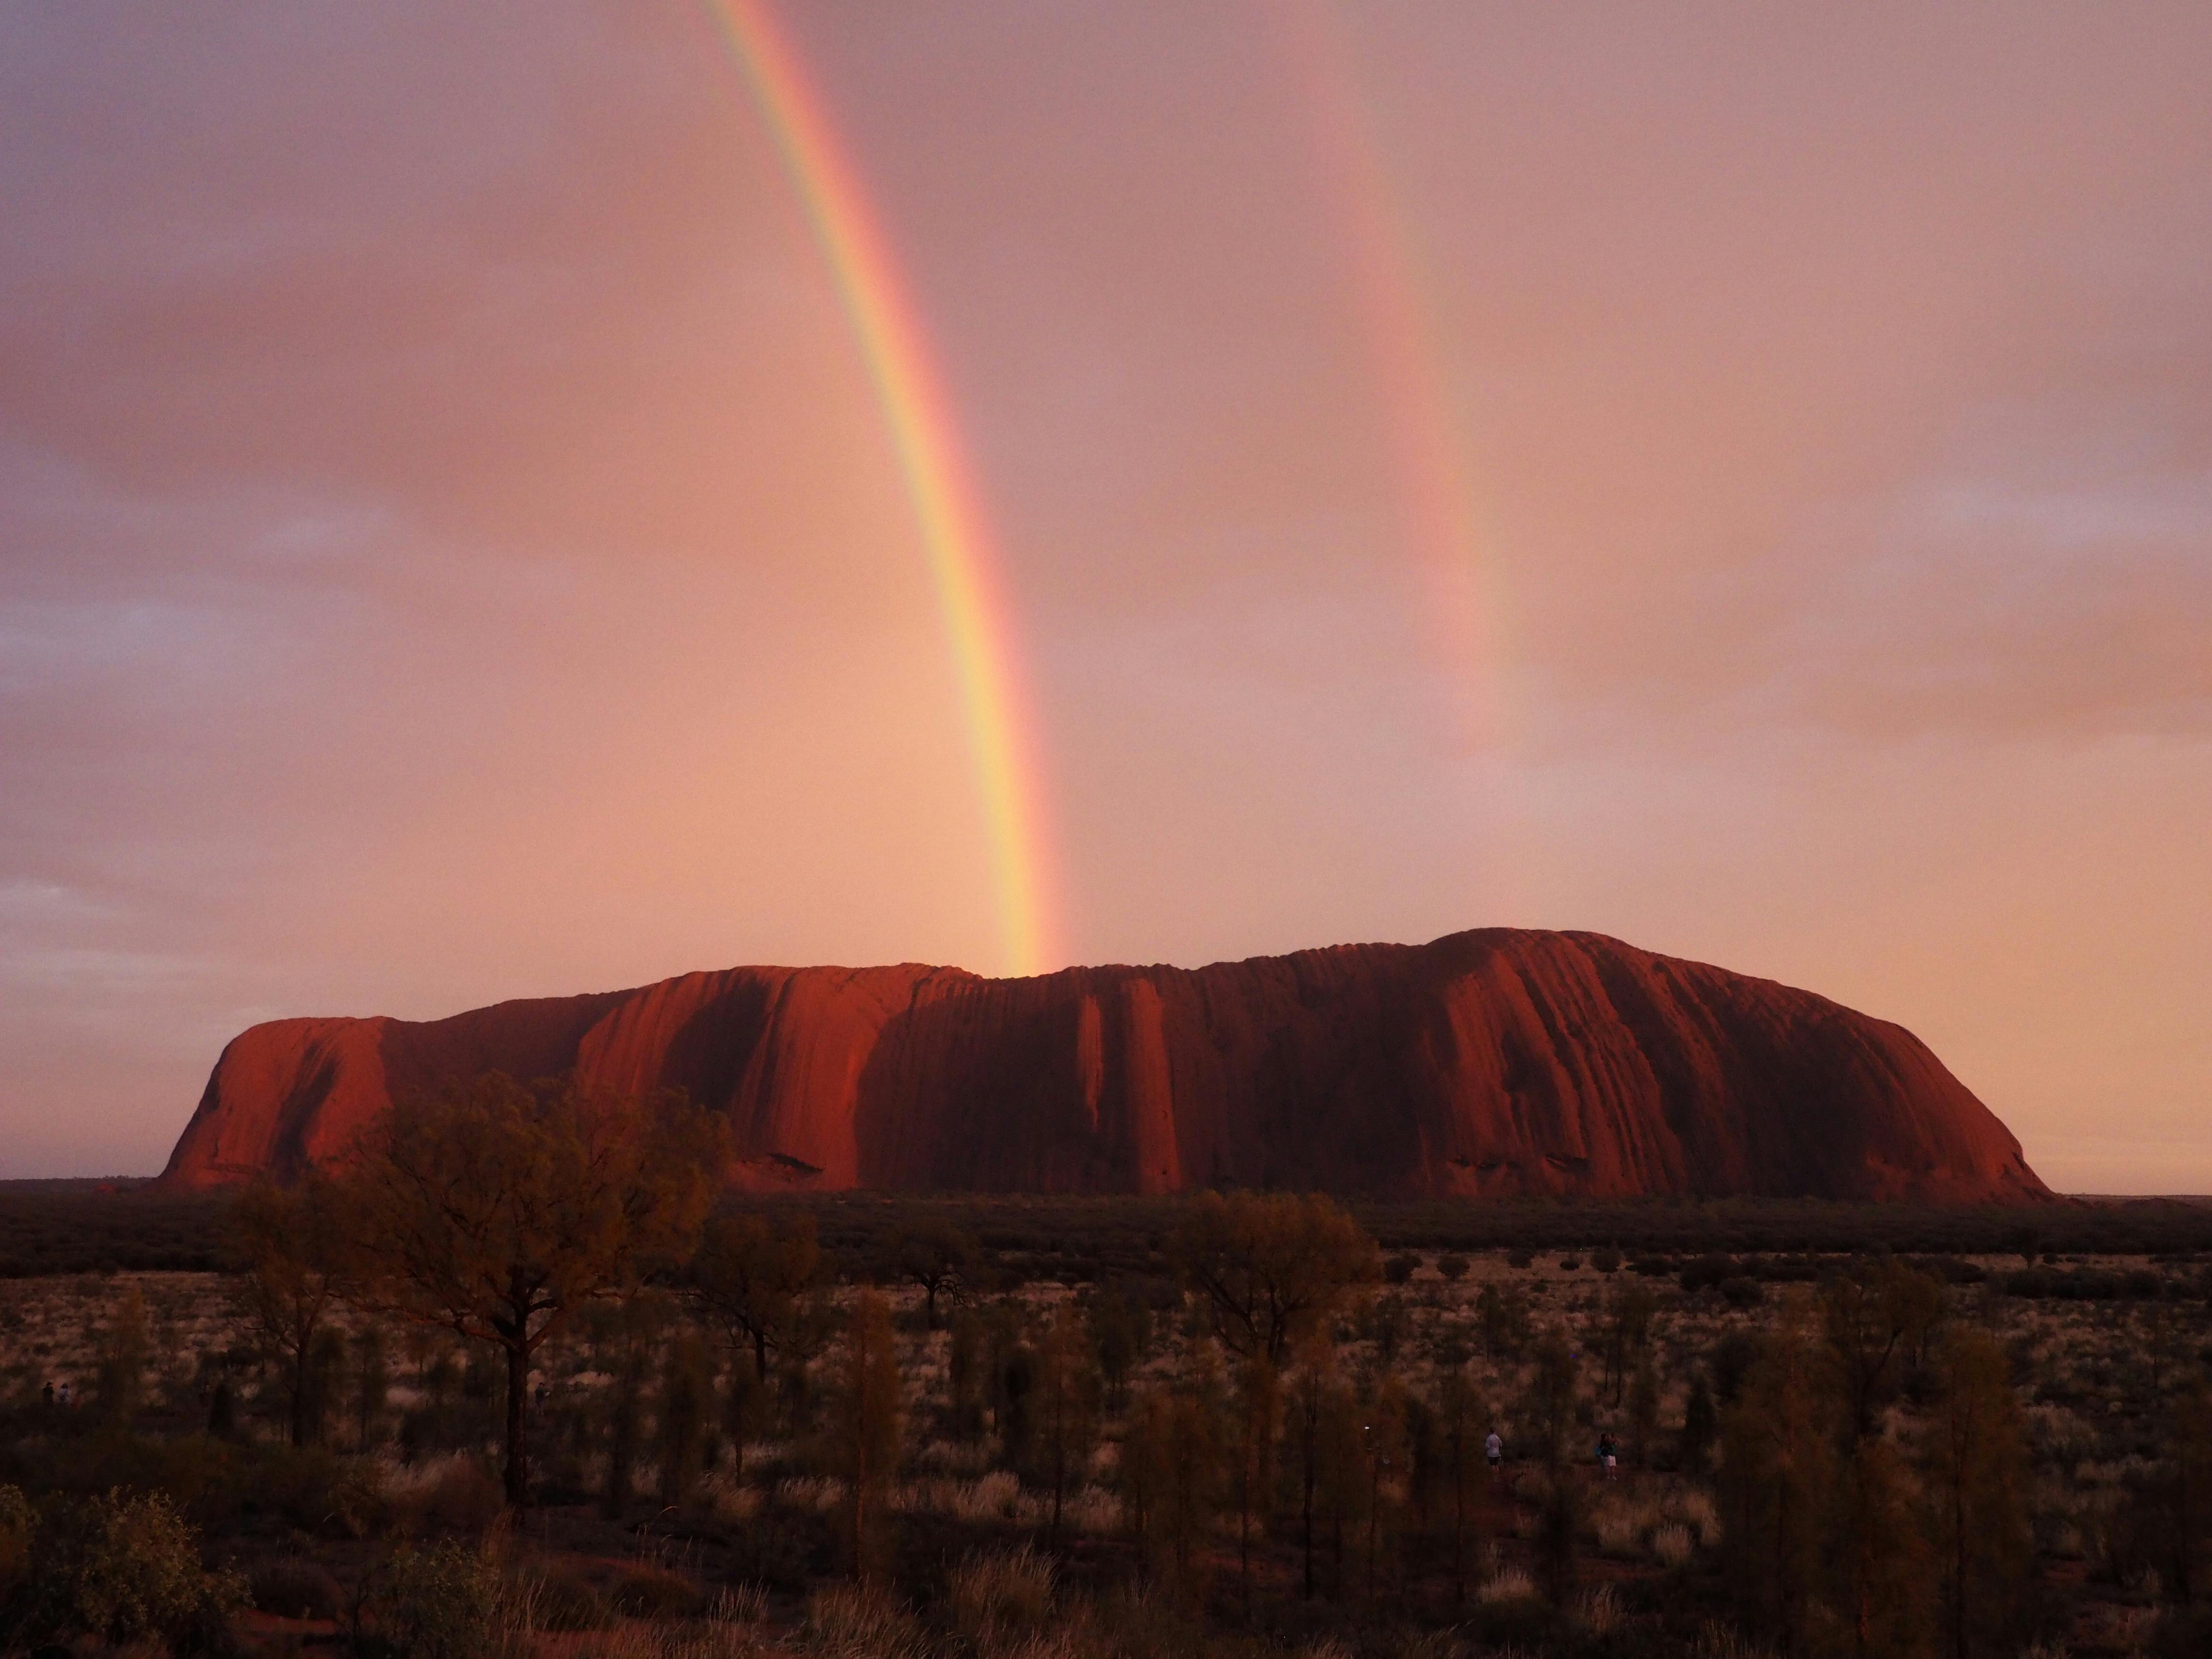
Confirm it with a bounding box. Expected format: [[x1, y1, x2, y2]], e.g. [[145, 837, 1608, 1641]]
[[0, 1185, 228, 1277], [5, 1182, 2211, 1282]]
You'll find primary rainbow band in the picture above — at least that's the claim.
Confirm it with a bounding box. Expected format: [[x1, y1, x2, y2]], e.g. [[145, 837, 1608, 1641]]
[[709, 0, 1055, 978]]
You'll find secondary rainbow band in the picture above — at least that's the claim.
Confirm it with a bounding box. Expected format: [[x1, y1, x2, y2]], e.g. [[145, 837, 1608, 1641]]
[[708, 0, 1055, 977], [1274, 0, 1513, 750]]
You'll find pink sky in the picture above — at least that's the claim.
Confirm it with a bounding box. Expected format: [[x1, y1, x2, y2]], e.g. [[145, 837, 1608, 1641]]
[[2, 3, 2207, 1189]]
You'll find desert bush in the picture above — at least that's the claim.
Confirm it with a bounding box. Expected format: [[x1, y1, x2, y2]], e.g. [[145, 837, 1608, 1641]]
[[364, 1539, 503, 1659], [18, 1487, 247, 1655], [390, 1452, 505, 1535], [1383, 1252, 1420, 1286], [252, 1441, 387, 1536]]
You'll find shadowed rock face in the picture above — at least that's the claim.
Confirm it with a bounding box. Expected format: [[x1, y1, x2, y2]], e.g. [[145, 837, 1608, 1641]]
[[158, 928, 2048, 1202]]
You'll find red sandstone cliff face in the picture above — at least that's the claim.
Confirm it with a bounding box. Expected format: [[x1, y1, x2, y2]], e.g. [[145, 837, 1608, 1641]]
[[158, 929, 2049, 1202]]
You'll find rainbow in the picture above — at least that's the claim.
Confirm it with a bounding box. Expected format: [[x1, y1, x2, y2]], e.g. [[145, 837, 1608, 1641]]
[[1270, 0, 1515, 750], [705, 0, 1057, 977]]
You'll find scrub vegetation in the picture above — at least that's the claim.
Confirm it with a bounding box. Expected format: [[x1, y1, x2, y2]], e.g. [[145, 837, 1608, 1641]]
[[3, 1084, 2211, 1658]]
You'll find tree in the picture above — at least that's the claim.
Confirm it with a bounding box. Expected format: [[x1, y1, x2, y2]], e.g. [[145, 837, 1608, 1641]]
[[1121, 1384, 1170, 1567], [1627, 1350, 1660, 1467], [890, 1219, 979, 1330], [1680, 1371, 1719, 1473], [1169, 1191, 1380, 1366], [1720, 1308, 1839, 1650], [1084, 1284, 1151, 1409], [1161, 1347, 1226, 1591], [353, 1323, 389, 1451], [1358, 1371, 1409, 1603], [1821, 1258, 1945, 1444], [1924, 1325, 2029, 1659], [1228, 1351, 1280, 1613], [599, 1294, 665, 1516], [658, 1327, 712, 1508], [832, 1291, 903, 1576], [2176, 1370, 2212, 1605], [1476, 1280, 1530, 1359], [1436, 1364, 1488, 1605], [93, 1287, 152, 1429], [349, 1073, 721, 1507], [1286, 1335, 1341, 1599], [224, 1177, 359, 1448], [1835, 1436, 1935, 1659], [1600, 1279, 1658, 1406], [776, 1286, 839, 1440], [1034, 1299, 1098, 1539], [1528, 1327, 1579, 1469], [687, 1209, 820, 1382], [1314, 1365, 1367, 1600], [947, 1308, 987, 1439]]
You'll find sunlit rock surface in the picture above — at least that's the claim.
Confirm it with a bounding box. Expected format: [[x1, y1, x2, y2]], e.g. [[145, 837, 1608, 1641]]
[[159, 928, 2047, 1202]]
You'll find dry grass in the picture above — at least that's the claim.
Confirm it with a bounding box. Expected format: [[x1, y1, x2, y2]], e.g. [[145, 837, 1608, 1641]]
[[799, 1581, 925, 1659], [1476, 1566, 1540, 1605], [947, 1545, 1056, 1641]]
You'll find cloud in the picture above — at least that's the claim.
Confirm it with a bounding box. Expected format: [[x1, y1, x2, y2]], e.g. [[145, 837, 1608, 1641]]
[[1, 2, 2208, 1179]]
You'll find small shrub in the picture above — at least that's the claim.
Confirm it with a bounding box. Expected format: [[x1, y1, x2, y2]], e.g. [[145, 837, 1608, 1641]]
[[366, 1540, 501, 1659], [1653, 1521, 1694, 1567], [390, 1454, 505, 1536], [254, 1443, 388, 1537], [251, 1556, 344, 1621], [1383, 1253, 1420, 1286], [38, 1488, 248, 1655], [1437, 1253, 1470, 1283], [1558, 1255, 1583, 1272]]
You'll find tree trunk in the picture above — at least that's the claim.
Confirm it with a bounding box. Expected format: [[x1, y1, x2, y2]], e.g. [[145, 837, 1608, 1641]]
[[505, 1341, 530, 1510], [290, 1344, 311, 1449], [1454, 1453, 1467, 1606], [1302, 1441, 1316, 1598]]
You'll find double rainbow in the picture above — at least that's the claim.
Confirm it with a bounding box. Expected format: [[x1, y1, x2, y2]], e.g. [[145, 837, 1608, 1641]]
[[708, 0, 1056, 978]]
